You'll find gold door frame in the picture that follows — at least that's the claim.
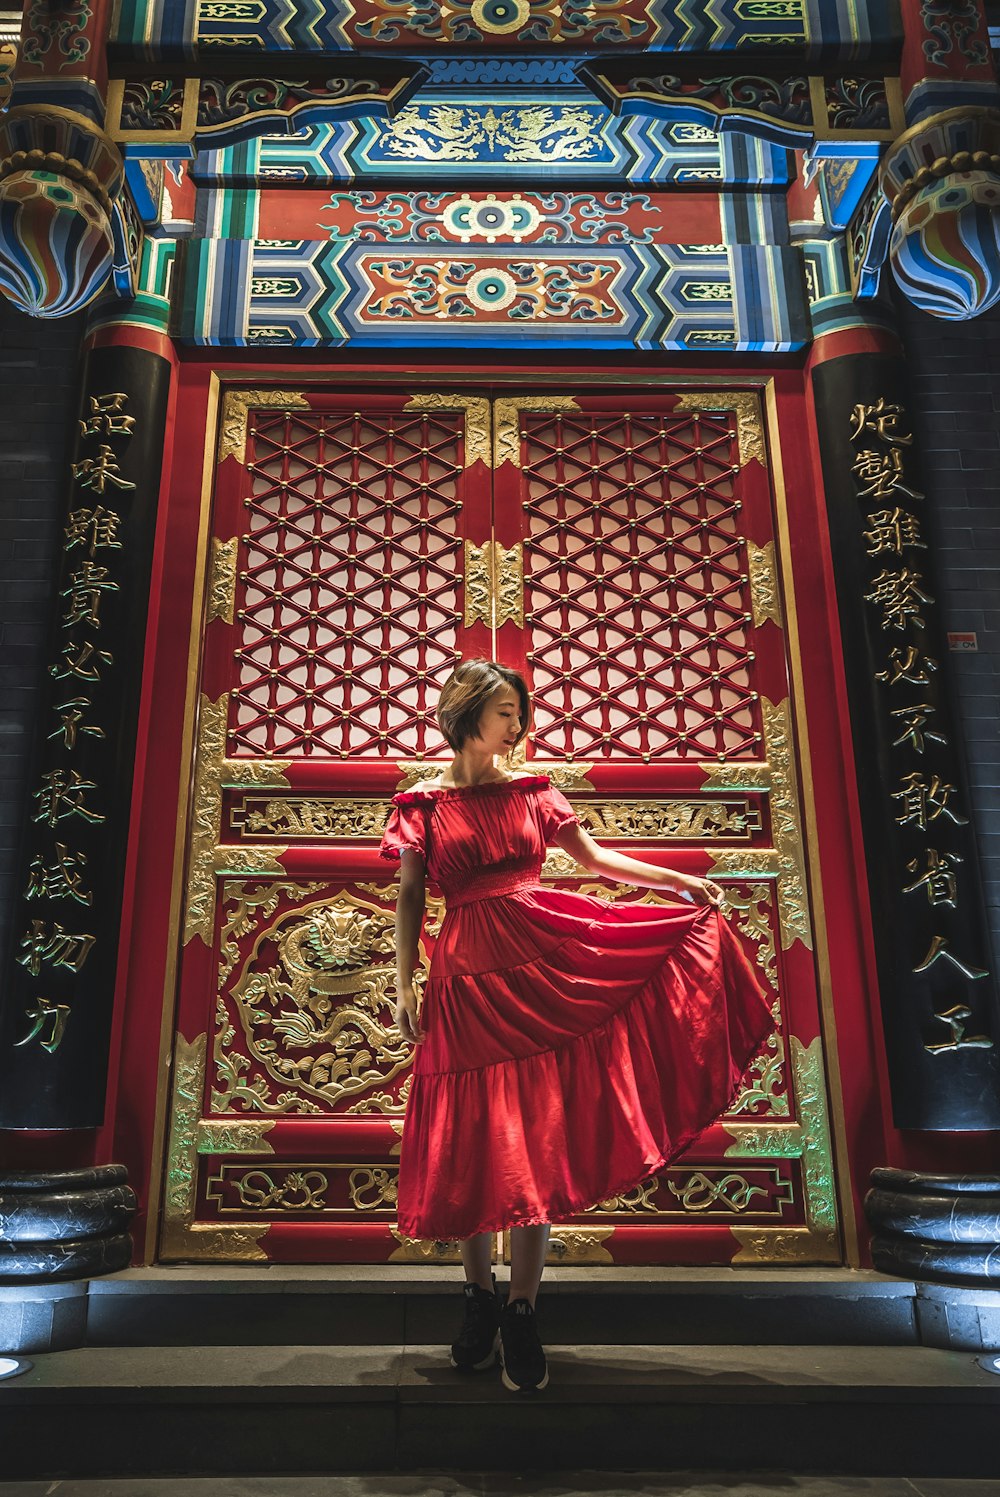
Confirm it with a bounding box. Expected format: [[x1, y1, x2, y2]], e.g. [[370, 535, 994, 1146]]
[[146, 373, 856, 1269]]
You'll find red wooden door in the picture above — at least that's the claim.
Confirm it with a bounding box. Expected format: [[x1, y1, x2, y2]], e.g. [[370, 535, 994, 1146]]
[[159, 383, 839, 1268]]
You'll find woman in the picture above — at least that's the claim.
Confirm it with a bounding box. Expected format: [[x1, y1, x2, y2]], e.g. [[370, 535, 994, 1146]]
[[379, 659, 774, 1394]]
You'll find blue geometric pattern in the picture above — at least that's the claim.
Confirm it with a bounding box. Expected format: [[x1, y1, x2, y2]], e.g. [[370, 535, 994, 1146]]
[[194, 103, 793, 189], [178, 235, 808, 352]]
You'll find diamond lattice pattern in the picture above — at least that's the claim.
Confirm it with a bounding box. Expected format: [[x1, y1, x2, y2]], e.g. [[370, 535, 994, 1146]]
[[523, 409, 762, 761], [230, 409, 463, 756]]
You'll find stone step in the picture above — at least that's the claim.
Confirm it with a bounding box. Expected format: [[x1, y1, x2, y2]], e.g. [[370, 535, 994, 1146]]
[[0, 1342, 997, 1481], [82, 1266, 918, 1348], [1, 1480, 997, 1497]]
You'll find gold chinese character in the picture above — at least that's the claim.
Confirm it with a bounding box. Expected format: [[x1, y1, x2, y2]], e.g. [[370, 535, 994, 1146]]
[[925, 1004, 993, 1054], [902, 848, 962, 907], [875, 645, 938, 687], [72, 444, 136, 495], [61, 561, 119, 629], [890, 703, 947, 753], [64, 506, 123, 557], [17, 919, 95, 977], [913, 934, 989, 980], [862, 508, 926, 556], [864, 568, 934, 631], [850, 398, 913, 445], [79, 393, 135, 441], [851, 447, 923, 503], [48, 698, 106, 751], [14, 995, 71, 1054], [49, 640, 113, 682], [32, 769, 105, 827], [25, 844, 92, 906], [891, 772, 969, 830]]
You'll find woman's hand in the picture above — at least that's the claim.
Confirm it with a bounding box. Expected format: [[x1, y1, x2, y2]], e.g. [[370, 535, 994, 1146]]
[[668, 872, 726, 908], [394, 985, 426, 1045]]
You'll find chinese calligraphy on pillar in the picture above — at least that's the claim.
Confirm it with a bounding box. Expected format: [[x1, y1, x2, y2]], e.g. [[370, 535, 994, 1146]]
[[14, 393, 136, 1055], [0, 344, 172, 1129], [811, 350, 1000, 1130], [850, 395, 993, 1063]]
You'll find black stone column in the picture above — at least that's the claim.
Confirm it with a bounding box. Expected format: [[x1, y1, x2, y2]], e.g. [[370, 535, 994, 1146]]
[[0, 340, 171, 1130], [811, 347, 1000, 1130]]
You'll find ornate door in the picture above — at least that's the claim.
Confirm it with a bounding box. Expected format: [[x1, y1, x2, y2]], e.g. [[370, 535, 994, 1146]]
[[160, 383, 839, 1267]]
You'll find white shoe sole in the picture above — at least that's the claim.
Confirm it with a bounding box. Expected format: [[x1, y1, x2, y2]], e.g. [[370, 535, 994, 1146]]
[[499, 1351, 549, 1392]]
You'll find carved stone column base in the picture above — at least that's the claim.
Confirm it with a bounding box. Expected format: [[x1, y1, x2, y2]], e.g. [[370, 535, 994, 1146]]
[[0, 1166, 136, 1283], [865, 1167, 1000, 1351]]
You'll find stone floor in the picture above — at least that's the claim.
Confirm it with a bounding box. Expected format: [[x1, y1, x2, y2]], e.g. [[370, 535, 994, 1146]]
[[0, 1475, 998, 1496]]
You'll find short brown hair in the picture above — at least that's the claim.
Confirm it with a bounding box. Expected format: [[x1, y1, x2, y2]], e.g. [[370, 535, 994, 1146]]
[[436, 659, 531, 752]]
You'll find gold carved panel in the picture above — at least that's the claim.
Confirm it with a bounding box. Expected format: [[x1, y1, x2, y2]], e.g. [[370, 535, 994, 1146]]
[[213, 882, 420, 1116]]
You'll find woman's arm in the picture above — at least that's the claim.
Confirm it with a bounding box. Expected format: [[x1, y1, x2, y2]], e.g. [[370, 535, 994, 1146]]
[[394, 849, 427, 1042], [553, 822, 724, 907]]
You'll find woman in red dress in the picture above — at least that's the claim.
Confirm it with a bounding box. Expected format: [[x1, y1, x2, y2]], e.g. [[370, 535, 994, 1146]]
[[379, 659, 775, 1394]]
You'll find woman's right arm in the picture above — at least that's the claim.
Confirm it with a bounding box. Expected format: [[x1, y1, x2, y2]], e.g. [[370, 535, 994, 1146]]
[[394, 848, 427, 1044]]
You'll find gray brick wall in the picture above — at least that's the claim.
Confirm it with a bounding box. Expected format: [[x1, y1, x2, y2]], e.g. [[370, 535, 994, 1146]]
[[895, 291, 1000, 965], [0, 299, 83, 972]]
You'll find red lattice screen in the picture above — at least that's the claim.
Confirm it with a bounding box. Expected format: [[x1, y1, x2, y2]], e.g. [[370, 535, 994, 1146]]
[[229, 405, 468, 758], [517, 408, 761, 761]]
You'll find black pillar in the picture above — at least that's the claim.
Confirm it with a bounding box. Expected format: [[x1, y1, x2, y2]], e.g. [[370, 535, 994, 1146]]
[[811, 348, 1000, 1129], [0, 339, 171, 1129]]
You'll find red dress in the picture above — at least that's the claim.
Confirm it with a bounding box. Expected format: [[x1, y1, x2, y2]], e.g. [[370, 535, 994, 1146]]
[[379, 773, 775, 1241]]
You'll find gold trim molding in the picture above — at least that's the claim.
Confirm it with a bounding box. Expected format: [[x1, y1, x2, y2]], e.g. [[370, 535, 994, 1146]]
[[207, 537, 238, 626], [218, 389, 310, 465], [762, 695, 813, 953], [674, 390, 766, 468], [727, 1036, 838, 1263], [403, 393, 491, 468], [464, 539, 493, 626], [698, 761, 772, 792], [747, 540, 784, 629], [196, 1118, 276, 1156], [492, 396, 582, 468], [161, 1032, 269, 1261], [184, 692, 291, 945]]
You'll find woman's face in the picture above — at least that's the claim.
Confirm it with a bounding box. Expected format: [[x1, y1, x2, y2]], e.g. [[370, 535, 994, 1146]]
[[471, 684, 523, 756]]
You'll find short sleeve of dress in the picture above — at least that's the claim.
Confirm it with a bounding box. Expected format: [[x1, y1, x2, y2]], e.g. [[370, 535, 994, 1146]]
[[378, 796, 427, 863], [538, 781, 579, 843]]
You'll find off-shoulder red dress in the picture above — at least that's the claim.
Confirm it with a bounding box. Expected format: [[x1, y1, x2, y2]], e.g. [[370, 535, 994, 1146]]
[[379, 773, 774, 1242]]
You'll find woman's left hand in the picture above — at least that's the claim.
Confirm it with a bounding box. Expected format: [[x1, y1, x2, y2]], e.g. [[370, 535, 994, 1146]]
[[668, 873, 726, 908]]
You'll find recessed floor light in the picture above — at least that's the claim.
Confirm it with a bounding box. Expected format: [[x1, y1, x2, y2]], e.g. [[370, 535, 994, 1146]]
[[0, 1357, 32, 1380]]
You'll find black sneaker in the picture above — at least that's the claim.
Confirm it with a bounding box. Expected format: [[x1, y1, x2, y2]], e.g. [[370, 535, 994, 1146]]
[[499, 1295, 549, 1393], [450, 1271, 501, 1371]]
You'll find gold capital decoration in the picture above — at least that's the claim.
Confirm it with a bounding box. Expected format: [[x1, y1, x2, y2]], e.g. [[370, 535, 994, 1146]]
[[492, 396, 582, 469], [403, 393, 491, 468], [217, 390, 310, 465], [674, 390, 766, 468]]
